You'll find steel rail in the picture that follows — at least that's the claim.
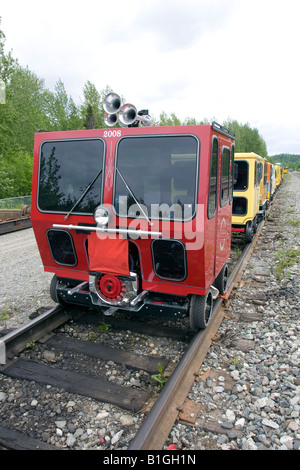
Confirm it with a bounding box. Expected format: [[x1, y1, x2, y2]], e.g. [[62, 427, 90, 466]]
[[129, 221, 264, 450], [0, 305, 71, 366], [129, 298, 224, 450], [0, 217, 32, 235]]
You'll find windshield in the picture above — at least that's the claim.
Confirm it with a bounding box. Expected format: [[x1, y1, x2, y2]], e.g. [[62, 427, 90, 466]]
[[114, 135, 198, 221], [38, 139, 105, 213]]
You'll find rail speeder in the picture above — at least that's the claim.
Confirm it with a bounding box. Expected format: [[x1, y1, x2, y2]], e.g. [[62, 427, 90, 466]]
[[31, 93, 235, 330]]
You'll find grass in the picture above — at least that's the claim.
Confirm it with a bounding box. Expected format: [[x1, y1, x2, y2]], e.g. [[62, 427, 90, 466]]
[[287, 218, 300, 227], [274, 249, 300, 279], [0, 307, 9, 326]]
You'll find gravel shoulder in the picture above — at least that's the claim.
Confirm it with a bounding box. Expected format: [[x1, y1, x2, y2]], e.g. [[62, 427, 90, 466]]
[[0, 228, 56, 328], [172, 171, 300, 450]]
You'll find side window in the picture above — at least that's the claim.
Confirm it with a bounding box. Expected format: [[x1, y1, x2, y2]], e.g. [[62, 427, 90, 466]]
[[264, 161, 267, 186], [220, 147, 230, 207], [47, 229, 77, 266], [255, 161, 262, 187], [229, 144, 235, 204], [255, 161, 258, 186], [208, 137, 218, 218]]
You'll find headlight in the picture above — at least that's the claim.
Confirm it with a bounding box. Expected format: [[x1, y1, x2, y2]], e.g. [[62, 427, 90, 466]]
[[93, 205, 112, 226]]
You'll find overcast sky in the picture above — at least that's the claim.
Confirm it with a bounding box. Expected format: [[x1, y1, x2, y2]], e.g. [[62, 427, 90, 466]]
[[1, 0, 300, 155]]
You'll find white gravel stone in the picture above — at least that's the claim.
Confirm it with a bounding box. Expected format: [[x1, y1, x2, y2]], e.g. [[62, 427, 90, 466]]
[[262, 419, 279, 429]]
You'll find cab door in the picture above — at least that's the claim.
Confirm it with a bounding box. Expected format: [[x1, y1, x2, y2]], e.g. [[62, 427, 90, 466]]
[[207, 136, 219, 281], [215, 143, 232, 277]]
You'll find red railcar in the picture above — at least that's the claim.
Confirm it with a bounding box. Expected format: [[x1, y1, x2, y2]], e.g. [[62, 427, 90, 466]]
[[31, 102, 235, 330]]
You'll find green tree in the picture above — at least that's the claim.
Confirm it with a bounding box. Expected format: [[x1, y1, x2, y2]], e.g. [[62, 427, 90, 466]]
[[0, 25, 49, 197], [269, 154, 300, 170], [47, 78, 81, 130], [83, 103, 97, 129], [0, 17, 17, 84], [67, 96, 82, 130], [1, 65, 51, 152], [158, 111, 182, 126], [80, 81, 103, 129], [223, 119, 268, 157], [0, 148, 33, 197]]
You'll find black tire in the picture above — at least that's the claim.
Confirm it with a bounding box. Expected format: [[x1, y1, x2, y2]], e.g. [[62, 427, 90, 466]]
[[214, 264, 228, 296], [50, 274, 62, 304], [189, 291, 213, 330], [245, 220, 254, 243], [253, 216, 258, 234]]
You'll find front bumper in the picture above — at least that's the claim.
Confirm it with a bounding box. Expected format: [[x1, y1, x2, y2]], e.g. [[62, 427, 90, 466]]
[[55, 276, 189, 316]]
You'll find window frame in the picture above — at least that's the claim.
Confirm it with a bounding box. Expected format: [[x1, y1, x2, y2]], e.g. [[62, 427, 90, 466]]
[[255, 160, 263, 187], [234, 160, 249, 192], [229, 144, 235, 204], [37, 138, 106, 215], [113, 134, 200, 222], [151, 238, 187, 281], [207, 136, 219, 219], [232, 196, 248, 216], [46, 228, 78, 266], [220, 146, 230, 207]]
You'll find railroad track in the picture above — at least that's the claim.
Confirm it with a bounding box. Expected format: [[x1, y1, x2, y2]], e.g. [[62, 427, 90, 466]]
[[0, 220, 263, 450], [129, 222, 263, 450], [0, 206, 31, 235], [0, 216, 32, 235]]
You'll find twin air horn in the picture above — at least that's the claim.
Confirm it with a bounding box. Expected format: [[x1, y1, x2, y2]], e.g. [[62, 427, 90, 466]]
[[103, 92, 153, 127]]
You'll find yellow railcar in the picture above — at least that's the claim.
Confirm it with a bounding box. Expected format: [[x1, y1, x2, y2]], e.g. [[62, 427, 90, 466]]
[[274, 163, 283, 189], [259, 157, 268, 214], [270, 163, 276, 201], [232, 152, 264, 242], [266, 161, 271, 204]]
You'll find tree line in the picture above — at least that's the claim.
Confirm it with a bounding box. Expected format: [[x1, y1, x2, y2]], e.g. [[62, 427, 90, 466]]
[[269, 154, 300, 171], [0, 18, 269, 199]]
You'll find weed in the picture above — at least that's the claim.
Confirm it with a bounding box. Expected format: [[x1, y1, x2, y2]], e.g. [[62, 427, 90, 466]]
[[129, 337, 137, 345], [88, 332, 98, 341], [97, 322, 112, 333], [287, 218, 300, 227], [151, 363, 168, 390], [233, 246, 242, 259], [230, 356, 244, 369], [274, 249, 300, 279], [26, 341, 36, 350], [0, 307, 9, 326]]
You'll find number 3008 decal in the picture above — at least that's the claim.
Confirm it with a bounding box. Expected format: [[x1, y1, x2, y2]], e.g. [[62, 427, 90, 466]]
[[104, 130, 122, 138]]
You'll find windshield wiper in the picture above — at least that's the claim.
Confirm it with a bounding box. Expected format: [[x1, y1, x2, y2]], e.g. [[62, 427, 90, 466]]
[[116, 168, 153, 226], [64, 169, 103, 220]]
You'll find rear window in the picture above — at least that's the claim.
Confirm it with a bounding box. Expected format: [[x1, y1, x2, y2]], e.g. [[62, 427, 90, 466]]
[[38, 139, 105, 213]]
